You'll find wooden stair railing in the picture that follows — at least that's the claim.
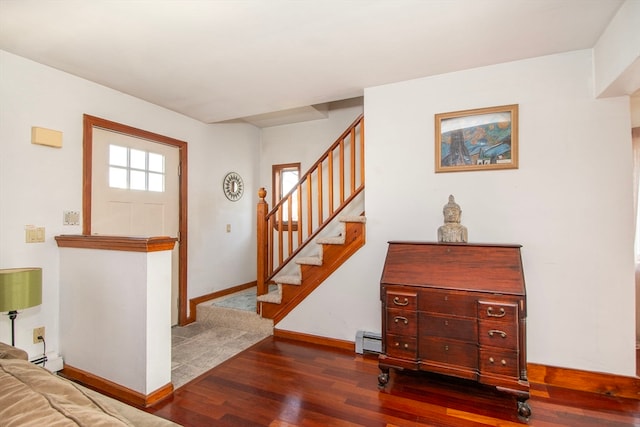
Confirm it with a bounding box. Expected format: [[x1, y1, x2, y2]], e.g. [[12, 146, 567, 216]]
[[257, 114, 364, 299]]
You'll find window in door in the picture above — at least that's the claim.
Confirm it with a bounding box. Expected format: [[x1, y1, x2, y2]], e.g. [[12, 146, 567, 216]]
[[109, 144, 165, 192], [272, 163, 300, 230]]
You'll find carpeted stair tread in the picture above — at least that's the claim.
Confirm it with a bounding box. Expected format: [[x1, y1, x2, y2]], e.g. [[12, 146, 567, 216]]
[[273, 274, 302, 285], [296, 256, 322, 266], [340, 215, 366, 223], [256, 289, 282, 304], [316, 235, 345, 245], [316, 215, 365, 245]]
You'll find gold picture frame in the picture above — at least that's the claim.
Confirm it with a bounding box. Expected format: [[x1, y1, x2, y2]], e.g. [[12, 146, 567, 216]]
[[435, 104, 518, 173]]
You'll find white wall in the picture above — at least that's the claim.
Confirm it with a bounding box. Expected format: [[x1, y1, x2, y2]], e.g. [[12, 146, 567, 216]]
[[280, 50, 637, 377], [0, 50, 260, 359], [187, 122, 260, 299], [593, 0, 640, 98]]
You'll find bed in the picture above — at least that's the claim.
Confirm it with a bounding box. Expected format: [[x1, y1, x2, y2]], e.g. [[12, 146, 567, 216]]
[[0, 342, 180, 426]]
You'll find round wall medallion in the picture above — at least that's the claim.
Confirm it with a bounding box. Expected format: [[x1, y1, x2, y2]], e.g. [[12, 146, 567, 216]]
[[223, 172, 244, 201]]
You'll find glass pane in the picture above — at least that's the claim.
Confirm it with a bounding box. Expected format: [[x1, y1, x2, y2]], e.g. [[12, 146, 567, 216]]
[[109, 145, 127, 167], [148, 172, 164, 192], [109, 167, 128, 189], [130, 170, 146, 190], [148, 152, 164, 173], [281, 168, 299, 221], [282, 170, 299, 194], [130, 149, 146, 170], [290, 190, 299, 221]]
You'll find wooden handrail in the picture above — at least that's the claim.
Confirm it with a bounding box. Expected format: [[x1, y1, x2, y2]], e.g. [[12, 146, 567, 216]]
[[257, 114, 364, 296]]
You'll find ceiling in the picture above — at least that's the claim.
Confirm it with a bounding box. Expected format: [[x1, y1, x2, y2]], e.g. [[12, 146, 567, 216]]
[[0, 0, 625, 126]]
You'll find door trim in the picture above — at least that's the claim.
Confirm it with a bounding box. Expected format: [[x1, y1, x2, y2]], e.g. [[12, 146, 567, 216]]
[[82, 114, 189, 325]]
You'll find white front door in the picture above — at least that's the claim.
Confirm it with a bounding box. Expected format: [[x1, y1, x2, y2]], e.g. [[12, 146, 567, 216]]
[[91, 128, 180, 325]]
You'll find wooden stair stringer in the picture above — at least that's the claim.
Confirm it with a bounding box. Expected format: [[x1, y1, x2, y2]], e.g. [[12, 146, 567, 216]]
[[260, 220, 365, 324]]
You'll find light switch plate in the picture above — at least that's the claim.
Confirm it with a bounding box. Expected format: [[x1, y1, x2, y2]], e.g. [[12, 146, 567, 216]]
[[25, 226, 45, 243]]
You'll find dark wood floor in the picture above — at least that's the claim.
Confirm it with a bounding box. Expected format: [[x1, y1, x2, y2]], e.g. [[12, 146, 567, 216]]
[[147, 337, 640, 426]]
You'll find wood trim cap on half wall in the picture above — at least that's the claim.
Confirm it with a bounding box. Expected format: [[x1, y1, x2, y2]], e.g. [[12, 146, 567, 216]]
[[55, 235, 177, 252]]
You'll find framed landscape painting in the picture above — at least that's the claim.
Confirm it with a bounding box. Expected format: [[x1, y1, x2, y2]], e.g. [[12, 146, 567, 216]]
[[435, 104, 518, 173]]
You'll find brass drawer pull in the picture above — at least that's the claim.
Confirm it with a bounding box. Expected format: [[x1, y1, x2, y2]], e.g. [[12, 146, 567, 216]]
[[393, 297, 409, 306], [489, 357, 507, 366], [394, 342, 409, 349], [394, 316, 409, 325], [488, 329, 507, 338], [486, 307, 506, 318]]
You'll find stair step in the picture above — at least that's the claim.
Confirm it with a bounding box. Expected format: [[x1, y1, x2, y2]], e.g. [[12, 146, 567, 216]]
[[256, 284, 282, 304], [296, 256, 322, 266], [273, 274, 302, 285], [340, 215, 366, 223], [316, 215, 365, 245], [316, 235, 345, 245]]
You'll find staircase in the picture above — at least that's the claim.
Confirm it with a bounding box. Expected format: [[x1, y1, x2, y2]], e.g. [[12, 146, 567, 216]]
[[256, 114, 365, 324], [258, 215, 366, 324]]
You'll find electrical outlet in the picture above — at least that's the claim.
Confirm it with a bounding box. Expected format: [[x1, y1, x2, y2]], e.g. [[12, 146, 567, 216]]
[[33, 326, 45, 343]]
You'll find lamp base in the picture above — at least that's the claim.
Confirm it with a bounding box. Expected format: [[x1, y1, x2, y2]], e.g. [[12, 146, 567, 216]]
[[8, 310, 17, 347]]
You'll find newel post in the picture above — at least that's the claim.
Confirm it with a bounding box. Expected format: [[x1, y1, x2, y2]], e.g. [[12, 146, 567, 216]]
[[256, 188, 269, 299]]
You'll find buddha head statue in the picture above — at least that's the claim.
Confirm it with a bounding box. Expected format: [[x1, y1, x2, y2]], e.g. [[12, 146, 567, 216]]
[[443, 195, 462, 224]]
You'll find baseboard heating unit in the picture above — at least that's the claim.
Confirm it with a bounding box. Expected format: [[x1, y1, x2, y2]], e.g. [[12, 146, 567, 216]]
[[355, 330, 382, 354]]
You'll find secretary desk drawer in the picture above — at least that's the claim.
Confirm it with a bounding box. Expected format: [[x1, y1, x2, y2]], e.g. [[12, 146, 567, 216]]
[[419, 338, 477, 368], [420, 314, 477, 342], [479, 348, 519, 378], [386, 334, 417, 359], [386, 309, 417, 335], [386, 290, 418, 311], [478, 301, 518, 323], [419, 289, 476, 317], [478, 320, 518, 349]]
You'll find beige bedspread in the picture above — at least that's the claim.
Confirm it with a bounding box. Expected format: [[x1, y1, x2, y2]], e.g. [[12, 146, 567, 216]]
[[0, 357, 179, 427]]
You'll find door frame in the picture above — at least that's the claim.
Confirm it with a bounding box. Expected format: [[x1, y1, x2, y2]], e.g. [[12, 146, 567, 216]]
[[82, 114, 189, 325]]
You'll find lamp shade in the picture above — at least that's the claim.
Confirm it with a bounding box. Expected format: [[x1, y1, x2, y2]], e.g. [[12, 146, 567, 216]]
[[0, 268, 42, 312]]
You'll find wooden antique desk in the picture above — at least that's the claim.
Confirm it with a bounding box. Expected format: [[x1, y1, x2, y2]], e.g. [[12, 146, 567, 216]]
[[378, 241, 531, 420]]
